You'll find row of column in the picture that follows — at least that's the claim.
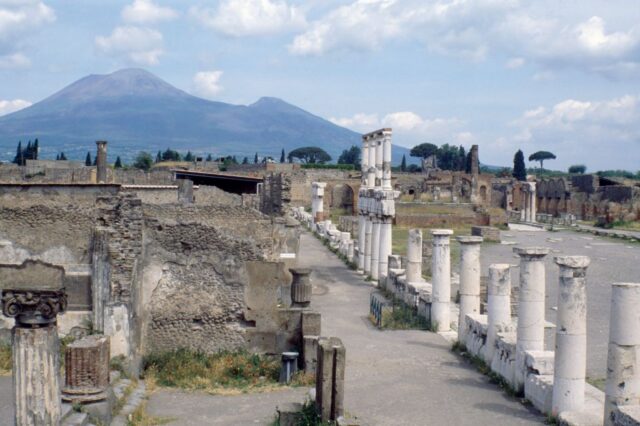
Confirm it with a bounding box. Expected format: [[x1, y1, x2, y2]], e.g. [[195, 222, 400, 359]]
[[520, 181, 537, 223], [357, 128, 395, 284], [311, 182, 326, 223]]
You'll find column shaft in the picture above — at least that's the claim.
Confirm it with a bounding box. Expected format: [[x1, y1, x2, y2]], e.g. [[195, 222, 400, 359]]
[[552, 256, 590, 415], [382, 133, 392, 189], [358, 214, 366, 270], [370, 218, 381, 280], [457, 236, 483, 341], [406, 229, 422, 282], [486, 264, 511, 362], [431, 230, 453, 332], [364, 218, 372, 274], [378, 219, 392, 280]]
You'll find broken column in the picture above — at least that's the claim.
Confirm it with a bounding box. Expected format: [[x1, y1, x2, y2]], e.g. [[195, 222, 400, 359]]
[[311, 182, 327, 223], [470, 144, 479, 176], [177, 178, 194, 204], [316, 337, 346, 422], [406, 229, 422, 282], [529, 182, 537, 223], [552, 256, 590, 416], [290, 268, 312, 308], [62, 335, 110, 403], [431, 229, 454, 332], [486, 264, 511, 362], [2, 287, 67, 426], [96, 140, 107, 183], [91, 226, 110, 333], [604, 283, 640, 425], [513, 247, 550, 389], [457, 236, 483, 341]]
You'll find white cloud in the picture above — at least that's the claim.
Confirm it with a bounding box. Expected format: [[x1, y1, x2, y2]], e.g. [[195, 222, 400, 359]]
[[506, 57, 525, 69], [95, 26, 164, 66], [329, 110, 468, 148], [506, 94, 640, 169], [0, 52, 30, 69], [289, 1, 640, 77], [190, 0, 306, 37], [122, 0, 178, 24], [0, 1, 55, 67], [192, 70, 224, 98], [0, 99, 32, 116]]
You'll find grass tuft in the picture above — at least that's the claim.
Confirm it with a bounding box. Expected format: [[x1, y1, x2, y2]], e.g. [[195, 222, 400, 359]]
[[0, 343, 11, 375], [126, 401, 174, 426]]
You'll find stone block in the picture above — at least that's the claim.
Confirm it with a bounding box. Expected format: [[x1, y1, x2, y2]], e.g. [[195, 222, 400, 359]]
[[610, 405, 640, 426], [302, 311, 321, 337], [524, 350, 555, 376], [471, 226, 501, 242], [303, 335, 319, 373], [278, 402, 303, 426], [525, 374, 553, 415]]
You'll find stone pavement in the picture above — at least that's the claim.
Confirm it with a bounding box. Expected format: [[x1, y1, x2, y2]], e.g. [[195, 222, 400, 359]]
[[480, 228, 640, 377], [298, 233, 542, 425]]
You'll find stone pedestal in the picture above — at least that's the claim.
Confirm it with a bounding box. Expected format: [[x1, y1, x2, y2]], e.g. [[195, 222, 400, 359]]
[[431, 230, 453, 332], [486, 264, 511, 362], [604, 283, 640, 425], [406, 229, 422, 283], [552, 256, 590, 416], [290, 268, 312, 308], [513, 247, 549, 389], [457, 236, 483, 341], [2, 287, 67, 426], [63, 335, 110, 403]]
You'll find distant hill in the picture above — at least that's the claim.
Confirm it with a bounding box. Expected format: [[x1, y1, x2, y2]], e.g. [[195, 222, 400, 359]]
[[0, 68, 412, 164]]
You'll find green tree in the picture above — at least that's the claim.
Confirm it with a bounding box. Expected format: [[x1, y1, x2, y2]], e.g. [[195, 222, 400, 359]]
[[156, 151, 162, 163], [288, 146, 332, 164], [254, 152, 259, 164], [568, 164, 586, 174], [32, 139, 39, 160], [410, 142, 438, 159], [114, 156, 123, 169], [162, 148, 181, 162], [13, 141, 23, 165], [59, 152, 67, 161], [337, 145, 361, 168], [184, 151, 194, 162], [85, 152, 92, 166], [55, 153, 59, 161], [436, 144, 462, 170], [133, 151, 153, 171], [528, 151, 556, 169], [400, 154, 407, 172], [242, 156, 249, 164], [512, 150, 526, 181], [206, 154, 213, 161], [457, 146, 466, 171], [280, 149, 286, 163]]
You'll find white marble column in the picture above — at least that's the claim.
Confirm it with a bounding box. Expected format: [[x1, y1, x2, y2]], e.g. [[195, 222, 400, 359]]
[[513, 247, 549, 389], [431, 229, 454, 332], [364, 217, 373, 274], [552, 256, 590, 416], [604, 283, 640, 425], [358, 213, 366, 270], [486, 264, 511, 363], [530, 182, 537, 223], [375, 139, 383, 187], [370, 218, 381, 280], [367, 140, 376, 188], [457, 236, 483, 341], [378, 218, 392, 280], [382, 130, 392, 189], [406, 229, 422, 282]]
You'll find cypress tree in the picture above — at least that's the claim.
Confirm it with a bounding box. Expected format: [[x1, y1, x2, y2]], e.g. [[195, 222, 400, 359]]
[[513, 150, 526, 181], [25, 141, 32, 161], [33, 139, 39, 160], [13, 141, 23, 165], [280, 149, 285, 163], [254, 152, 258, 164], [55, 153, 60, 161], [206, 153, 213, 162], [59, 152, 67, 161], [400, 154, 407, 172], [242, 157, 248, 164], [156, 151, 162, 163], [114, 156, 123, 169], [85, 152, 92, 166]]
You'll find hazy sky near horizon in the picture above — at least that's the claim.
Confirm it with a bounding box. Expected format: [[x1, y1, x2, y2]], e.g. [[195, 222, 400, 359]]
[[0, 0, 639, 170]]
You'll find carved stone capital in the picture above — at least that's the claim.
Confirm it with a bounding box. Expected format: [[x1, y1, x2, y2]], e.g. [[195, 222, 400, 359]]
[[2, 289, 67, 327]]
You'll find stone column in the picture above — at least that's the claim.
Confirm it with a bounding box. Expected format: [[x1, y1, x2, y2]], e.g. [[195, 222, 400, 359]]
[[382, 130, 392, 189], [406, 229, 422, 282], [2, 288, 67, 426], [364, 217, 373, 274], [62, 335, 110, 403], [370, 218, 381, 280], [361, 136, 369, 182], [431, 229, 453, 332], [604, 283, 640, 425], [457, 236, 483, 341], [96, 140, 107, 183], [177, 178, 194, 204], [358, 213, 366, 270], [367, 140, 376, 188], [529, 182, 537, 223], [513, 247, 550, 389], [378, 217, 392, 280], [552, 256, 590, 416], [486, 264, 511, 362], [312, 182, 326, 223], [91, 226, 110, 333], [290, 268, 312, 308], [375, 138, 383, 187]]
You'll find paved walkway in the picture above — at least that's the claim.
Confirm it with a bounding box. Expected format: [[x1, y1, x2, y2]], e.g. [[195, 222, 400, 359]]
[[298, 233, 542, 425]]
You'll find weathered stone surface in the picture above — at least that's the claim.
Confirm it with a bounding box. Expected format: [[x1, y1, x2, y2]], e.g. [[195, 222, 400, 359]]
[[63, 335, 110, 402]]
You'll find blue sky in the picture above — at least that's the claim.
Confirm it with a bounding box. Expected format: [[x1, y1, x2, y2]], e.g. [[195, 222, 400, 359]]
[[0, 0, 639, 171]]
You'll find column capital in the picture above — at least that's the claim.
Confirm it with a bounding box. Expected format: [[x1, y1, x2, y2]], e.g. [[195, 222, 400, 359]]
[[554, 256, 590, 269], [431, 229, 454, 236], [513, 246, 549, 259], [2, 289, 67, 327], [457, 235, 483, 244], [489, 263, 511, 272]]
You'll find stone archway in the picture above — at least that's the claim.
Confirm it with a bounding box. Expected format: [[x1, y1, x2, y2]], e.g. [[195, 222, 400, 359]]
[[479, 185, 487, 202], [330, 183, 356, 214]]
